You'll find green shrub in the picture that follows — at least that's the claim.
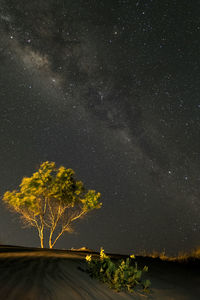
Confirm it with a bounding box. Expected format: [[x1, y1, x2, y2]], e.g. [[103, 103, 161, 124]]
[[85, 248, 151, 293]]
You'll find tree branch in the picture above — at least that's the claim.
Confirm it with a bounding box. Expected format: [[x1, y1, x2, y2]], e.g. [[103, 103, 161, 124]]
[[51, 229, 64, 248]]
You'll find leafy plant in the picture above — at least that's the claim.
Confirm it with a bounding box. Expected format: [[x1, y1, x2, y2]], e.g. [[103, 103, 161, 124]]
[[3, 161, 102, 248], [86, 248, 151, 293]]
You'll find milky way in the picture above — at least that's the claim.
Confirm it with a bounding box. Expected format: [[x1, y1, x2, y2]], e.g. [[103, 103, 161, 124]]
[[0, 0, 200, 255]]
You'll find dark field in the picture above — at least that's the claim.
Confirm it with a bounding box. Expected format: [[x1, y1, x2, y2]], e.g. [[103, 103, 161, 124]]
[[0, 245, 199, 300]]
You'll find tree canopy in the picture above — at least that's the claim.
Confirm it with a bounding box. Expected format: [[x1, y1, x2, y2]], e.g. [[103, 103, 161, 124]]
[[3, 161, 102, 248]]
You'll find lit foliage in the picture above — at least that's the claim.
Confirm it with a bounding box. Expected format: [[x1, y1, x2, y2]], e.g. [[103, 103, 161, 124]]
[[86, 248, 151, 293], [3, 161, 102, 248]]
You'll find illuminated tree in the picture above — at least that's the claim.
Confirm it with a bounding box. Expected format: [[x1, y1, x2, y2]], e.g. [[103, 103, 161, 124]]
[[3, 161, 102, 248]]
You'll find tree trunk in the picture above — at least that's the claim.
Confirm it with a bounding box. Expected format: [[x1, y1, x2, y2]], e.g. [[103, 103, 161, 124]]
[[50, 229, 64, 249], [49, 231, 53, 249], [40, 235, 44, 248], [38, 229, 44, 248], [49, 226, 56, 249]]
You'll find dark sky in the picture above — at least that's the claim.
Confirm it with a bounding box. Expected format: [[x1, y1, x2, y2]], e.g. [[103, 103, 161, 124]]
[[0, 0, 200, 255]]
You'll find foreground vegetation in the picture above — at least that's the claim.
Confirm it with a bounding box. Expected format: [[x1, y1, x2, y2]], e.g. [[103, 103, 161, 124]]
[[85, 248, 151, 293]]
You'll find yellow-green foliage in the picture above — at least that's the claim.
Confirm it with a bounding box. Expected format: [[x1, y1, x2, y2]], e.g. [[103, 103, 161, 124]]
[[86, 248, 151, 293], [3, 161, 101, 212], [3, 161, 102, 248]]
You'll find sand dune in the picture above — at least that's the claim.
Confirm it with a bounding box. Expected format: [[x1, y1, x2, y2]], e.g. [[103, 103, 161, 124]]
[[0, 245, 199, 299]]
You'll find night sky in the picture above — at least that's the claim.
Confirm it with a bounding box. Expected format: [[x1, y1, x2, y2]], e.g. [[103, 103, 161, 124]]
[[0, 0, 200, 255]]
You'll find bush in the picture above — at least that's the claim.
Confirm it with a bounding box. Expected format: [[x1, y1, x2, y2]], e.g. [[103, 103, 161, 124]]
[[85, 248, 151, 293]]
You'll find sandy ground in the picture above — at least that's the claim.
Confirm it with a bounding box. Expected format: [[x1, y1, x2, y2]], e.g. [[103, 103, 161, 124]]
[[0, 246, 199, 300]]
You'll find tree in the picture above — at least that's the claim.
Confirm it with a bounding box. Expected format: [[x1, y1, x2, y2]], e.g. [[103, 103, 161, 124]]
[[3, 161, 102, 248]]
